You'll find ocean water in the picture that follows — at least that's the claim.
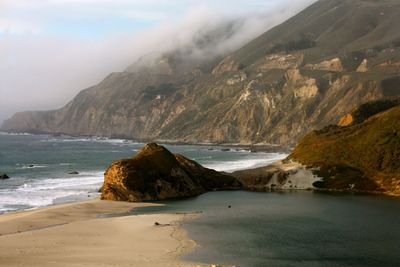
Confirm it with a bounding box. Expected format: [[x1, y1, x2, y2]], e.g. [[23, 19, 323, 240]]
[[135, 191, 400, 267], [0, 133, 285, 213]]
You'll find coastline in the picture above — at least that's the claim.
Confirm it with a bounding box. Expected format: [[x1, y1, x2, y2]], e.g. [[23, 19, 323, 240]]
[[233, 160, 400, 197], [0, 173, 398, 267], [2, 133, 398, 266], [0, 131, 292, 153], [0, 133, 288, 214], [0, 199, 213, 267]]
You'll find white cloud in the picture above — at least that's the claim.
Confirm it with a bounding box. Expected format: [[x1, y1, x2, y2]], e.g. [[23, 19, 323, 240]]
[[0, 18, 42, 35]]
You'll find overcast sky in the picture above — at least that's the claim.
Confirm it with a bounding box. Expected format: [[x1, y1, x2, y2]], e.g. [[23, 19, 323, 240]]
[[0, 0, 316, 123]]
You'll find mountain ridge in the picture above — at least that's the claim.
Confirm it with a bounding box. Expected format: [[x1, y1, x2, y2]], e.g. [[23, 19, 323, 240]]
[[2, 0, 400, 145]]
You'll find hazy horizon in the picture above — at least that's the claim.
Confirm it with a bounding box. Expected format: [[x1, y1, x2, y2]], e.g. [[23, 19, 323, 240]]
[[0, 0, 316, 124]]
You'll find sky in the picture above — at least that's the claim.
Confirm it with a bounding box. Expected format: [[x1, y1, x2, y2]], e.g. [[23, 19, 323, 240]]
[[0, 0, 316, 124]]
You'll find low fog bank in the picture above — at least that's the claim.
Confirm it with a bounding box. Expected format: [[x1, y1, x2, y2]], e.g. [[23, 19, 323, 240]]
[[0, 0, 316, 124]]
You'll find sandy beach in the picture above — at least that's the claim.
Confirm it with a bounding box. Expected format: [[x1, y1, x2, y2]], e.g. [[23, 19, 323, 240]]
[[0, 199, 209, 267]]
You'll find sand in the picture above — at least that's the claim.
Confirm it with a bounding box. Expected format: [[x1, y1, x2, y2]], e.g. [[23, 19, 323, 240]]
[[0, 199, 209, 267]]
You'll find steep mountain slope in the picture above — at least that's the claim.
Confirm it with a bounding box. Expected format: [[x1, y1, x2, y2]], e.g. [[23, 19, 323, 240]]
[[289, 98, 400, 195], [2, 0, 400, 145]]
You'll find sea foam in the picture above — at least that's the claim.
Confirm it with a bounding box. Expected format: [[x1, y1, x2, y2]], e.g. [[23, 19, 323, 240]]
[[203, 153, 286, 173], [0, 172, 103, 213]]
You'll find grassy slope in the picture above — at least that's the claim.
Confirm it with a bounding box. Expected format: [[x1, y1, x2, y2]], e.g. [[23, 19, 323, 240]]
[[289, 106, 400, 194]]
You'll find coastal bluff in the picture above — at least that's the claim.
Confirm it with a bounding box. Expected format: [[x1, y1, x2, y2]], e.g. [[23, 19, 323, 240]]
[[101, 143, 241, 201], [233, 98, 400, 195], [290, 98, 400, 195]]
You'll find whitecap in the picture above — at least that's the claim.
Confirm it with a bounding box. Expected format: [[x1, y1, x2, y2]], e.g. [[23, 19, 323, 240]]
[[203, 153, 287, 173], [0, 132, 32, 136], [192, 156, 213, 160], [0, 171, 104, 213], [18, 164, 48, 169]]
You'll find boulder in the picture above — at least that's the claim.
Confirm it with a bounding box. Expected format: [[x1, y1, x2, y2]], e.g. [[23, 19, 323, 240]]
[[101, 143, 242, 202], [0, 173, 9, 180]]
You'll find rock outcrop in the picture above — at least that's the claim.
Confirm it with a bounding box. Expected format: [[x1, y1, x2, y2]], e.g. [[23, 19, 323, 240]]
[[0, 174, 9, 180], [356, 59, 369, 73], [232, 161, 319, 192], [305, 58, 344, 72], [101, 143, 242, 202], [289, 98, 400, 195], [2, 0, 400, 145], [338, 97, 400, 126]]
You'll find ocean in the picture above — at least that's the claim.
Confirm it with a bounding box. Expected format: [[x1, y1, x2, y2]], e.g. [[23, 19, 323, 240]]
[[0, 132, 285, 213]]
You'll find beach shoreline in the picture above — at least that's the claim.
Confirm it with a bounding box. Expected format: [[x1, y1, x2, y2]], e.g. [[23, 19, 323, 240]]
[[0, 199, 213, 267]]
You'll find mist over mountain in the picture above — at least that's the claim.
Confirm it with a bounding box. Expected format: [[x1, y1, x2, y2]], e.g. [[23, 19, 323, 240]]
[[2, 0, 400, 145], [0, 1, 315, 123]]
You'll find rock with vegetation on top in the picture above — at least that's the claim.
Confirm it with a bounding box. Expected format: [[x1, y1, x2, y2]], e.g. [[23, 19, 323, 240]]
[[101, 143, 242, 202]]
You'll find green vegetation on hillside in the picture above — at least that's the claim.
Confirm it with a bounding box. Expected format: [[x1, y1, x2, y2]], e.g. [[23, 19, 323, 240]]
[[290, 101, 400, 194]]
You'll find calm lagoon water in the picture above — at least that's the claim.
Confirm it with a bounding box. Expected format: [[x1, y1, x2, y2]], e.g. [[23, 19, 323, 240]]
[[136, 191, 400, 267]]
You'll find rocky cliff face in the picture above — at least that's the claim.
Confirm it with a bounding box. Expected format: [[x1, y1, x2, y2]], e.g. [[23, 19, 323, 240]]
[[2, 0, 400, 145], [289, 98, 400, 195], [101, 143, 241, 202]]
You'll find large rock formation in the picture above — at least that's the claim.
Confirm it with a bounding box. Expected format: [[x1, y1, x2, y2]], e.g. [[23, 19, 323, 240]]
[[289, 98, 400, 195], [101, 143, 241, 201], [2, 0, 400, 145]]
